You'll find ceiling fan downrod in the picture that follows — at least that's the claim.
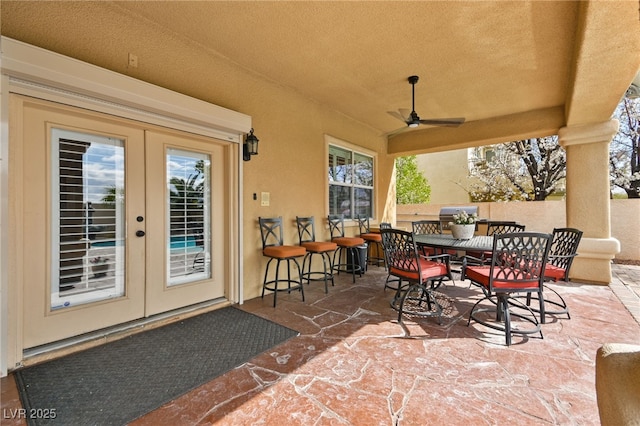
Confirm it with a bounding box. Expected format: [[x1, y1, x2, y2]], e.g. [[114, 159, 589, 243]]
[[408, 75, 420, 127]]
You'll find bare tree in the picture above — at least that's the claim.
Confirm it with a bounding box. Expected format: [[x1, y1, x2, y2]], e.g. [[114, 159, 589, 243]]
[[610, 97, 640, 198], [468, 136, 566, 201]]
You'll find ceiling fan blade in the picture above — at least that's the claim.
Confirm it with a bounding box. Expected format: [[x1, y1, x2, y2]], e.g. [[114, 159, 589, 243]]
[[387, 110, 408, 123], [385, 126, 410, 137], [398, 108, 412, 121], [418, 117, 466, 127]]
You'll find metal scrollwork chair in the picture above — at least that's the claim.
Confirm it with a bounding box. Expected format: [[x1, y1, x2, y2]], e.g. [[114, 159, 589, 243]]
[[522, 227, 583, 322], [380, 228, 452, 326], [412, 220, 442, 256], [296, 216, 337, 294], [379, 222, 403, 292], [465, 222, 526, 267], [327, 215, 366, 283], [259, 217, 307, 307], [464, 232, 552, 346], [412, 220, 442, 235], [486, 221, 525, 236]]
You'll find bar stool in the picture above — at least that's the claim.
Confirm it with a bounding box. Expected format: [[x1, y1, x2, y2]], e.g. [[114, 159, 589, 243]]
[[259, 217, 307, 307], [356, 215, 385, 267], [327, 215, 365, 283], [296, 216, 337, 293]]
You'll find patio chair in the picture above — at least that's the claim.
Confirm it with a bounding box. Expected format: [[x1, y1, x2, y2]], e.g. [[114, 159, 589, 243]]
[[486, 221, 525, 236], [521, 227, 583, 322], [412, 220, 442, 235], [412, 220, 442, 256], [356, 214, 385, 267], [464, 232, 552, 346], [412, 220, 456, 286], [296, 216, 337, 294], [259, 217, 307, 307], [327, 215, 366, 283], [379, 222, 403, 292], [380, 228, 452, 326], [464, 222, 526, 267]]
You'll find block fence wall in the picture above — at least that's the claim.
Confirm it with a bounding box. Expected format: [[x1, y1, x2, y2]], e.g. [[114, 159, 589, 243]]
[[396, 199, 639, 261]]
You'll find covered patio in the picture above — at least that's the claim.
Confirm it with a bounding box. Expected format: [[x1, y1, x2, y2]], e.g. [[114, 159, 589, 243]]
[[2, 1, 639, 291], [3, 264, 639, 424], [1, 2, 639, 419]]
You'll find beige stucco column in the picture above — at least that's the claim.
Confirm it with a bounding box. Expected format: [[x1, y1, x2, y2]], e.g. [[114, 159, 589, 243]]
[[558, 120, 620, 284]]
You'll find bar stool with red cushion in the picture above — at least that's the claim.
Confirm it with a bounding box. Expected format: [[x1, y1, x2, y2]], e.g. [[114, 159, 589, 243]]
[[380, 228, 452, 327], [327, 215, 365, 283], [356, 214, 385, 267], [259, 217, 307, 307], [464, 232, 552, 346], [296, 216, 337, 294]]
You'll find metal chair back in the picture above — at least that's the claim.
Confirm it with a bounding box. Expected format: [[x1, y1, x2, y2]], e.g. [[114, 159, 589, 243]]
[[355, 214, 371, 235], [486, 222, 525, 236], [327, 214, 346, 239], [412, 220, 442, 235], [259, 217, 285, 249], [296, 216, 318, 244], [380, 229, 422, 278], [486, 232, 552, 292], [548, 227, 583, 279]]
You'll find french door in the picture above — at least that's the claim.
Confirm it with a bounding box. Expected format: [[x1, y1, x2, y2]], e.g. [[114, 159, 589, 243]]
[[20, 97, 227, 349]]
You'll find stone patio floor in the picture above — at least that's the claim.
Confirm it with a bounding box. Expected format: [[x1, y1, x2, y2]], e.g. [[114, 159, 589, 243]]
[[2, 263, 639, 425]]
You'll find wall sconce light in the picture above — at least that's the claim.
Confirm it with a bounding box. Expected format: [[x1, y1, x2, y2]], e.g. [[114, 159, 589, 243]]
[[243, 128, 259, 161]]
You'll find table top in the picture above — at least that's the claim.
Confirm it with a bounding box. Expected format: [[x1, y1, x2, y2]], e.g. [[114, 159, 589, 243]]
[[413, 234, 495, 252]]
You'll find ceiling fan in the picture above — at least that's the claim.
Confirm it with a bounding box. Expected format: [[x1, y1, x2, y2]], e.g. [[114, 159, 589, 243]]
[[388, 75, 465, 134]]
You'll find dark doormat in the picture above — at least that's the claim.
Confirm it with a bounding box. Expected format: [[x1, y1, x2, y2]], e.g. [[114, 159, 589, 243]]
[[15, 306, 298, 425]]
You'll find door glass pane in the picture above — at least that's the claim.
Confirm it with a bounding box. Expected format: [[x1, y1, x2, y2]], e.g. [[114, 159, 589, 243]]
[[166, 148, 211, 286], [51, 129, 126, 310]]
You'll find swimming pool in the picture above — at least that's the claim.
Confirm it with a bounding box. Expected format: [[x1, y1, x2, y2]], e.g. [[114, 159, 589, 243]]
[[91, 236, 198, 249]]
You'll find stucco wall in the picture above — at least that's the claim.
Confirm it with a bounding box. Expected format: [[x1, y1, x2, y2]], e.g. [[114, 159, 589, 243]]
[[240, 82, 395, 301], [416, 150, 470, 204], [397, 200, 639, 261]]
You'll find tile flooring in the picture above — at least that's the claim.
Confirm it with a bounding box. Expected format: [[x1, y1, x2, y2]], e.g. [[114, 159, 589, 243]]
[[2, 264, 639, 425]]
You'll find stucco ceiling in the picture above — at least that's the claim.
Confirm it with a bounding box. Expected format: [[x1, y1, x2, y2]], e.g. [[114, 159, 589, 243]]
[[2, 1, 639, 155]]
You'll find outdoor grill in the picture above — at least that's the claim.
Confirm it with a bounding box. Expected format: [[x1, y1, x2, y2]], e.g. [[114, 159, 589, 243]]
[[439, 206, 479, 230]]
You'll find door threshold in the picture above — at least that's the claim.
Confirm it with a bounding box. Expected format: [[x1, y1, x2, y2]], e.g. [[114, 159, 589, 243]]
[[18, 298, 231, 370]]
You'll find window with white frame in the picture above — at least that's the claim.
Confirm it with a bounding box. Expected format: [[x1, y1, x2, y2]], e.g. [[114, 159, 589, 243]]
[[328, 142, 374, 220]]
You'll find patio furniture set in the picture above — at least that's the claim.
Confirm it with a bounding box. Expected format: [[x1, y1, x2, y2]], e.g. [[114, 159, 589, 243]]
[[258, 215, 582, 347]]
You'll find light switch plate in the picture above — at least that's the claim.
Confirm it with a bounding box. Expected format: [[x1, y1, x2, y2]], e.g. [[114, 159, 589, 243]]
[[261, 192, 270, 206]]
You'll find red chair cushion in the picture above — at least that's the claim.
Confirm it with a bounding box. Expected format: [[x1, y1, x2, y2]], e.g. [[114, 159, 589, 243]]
[[465, 265, 540, 290], [332, 237, 366, 247], [544, 264, 567, 281], [420, 246, 438, 256], [301, 241, 337, 253], [390, 258, 448, 282], [263, 245, 306, 258], [360, 233, 382, 242]]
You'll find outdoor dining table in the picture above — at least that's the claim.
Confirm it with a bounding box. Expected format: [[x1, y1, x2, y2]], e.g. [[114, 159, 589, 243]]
[[413, 233, 495, 253]]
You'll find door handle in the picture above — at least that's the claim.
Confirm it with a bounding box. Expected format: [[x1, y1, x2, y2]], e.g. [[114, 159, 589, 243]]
[[136, 230, 145, 237]]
